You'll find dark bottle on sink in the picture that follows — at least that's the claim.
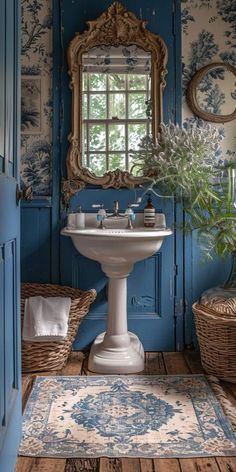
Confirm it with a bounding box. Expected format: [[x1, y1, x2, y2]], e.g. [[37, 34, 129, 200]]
[[144, 194, 156, 228]]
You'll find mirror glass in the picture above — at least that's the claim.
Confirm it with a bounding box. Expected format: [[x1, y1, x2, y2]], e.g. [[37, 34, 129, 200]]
[[196, 66, 236, 116], [81, 45, 152, 176]]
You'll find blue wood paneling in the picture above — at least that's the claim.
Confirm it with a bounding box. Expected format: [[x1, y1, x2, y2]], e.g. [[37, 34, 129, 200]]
[[0, 1, 22, 468], [0, 246, 4, 450], [21, 206, 52, 283], [184, 231, 231, 347]]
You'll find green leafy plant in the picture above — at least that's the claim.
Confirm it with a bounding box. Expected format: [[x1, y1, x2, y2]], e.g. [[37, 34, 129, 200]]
[[131, 122, 236, 259]]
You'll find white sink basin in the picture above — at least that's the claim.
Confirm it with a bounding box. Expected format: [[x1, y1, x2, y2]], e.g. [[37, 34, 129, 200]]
[[61, 213, 172, 374], [61, 226, 172, 268]]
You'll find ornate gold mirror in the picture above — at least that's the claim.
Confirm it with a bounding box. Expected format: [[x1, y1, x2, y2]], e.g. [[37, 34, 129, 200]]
[[63, 1, 167, 197], [186, 62, 236, 123]]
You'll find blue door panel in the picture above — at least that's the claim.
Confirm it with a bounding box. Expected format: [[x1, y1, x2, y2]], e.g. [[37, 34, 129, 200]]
[[0, 394, 21, 472], [128, 255, 160, 315], [4, 242, 15, 425], [0, 0, 21, 470], [0, 247, 4, 449]]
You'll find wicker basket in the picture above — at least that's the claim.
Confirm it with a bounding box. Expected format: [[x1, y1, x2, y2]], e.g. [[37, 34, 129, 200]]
[[193, 302, 236, 383], [21, 283, 96, 373]]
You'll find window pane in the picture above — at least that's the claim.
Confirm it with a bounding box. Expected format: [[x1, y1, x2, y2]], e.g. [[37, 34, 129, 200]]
[[83, 73, 88, 91], [108, 124, 125, 151], [82, 124, 87, 153], [109, 93, 125, 119], [108, 74, 126, 90], [109, 153, 126, 171], [82, 93, 88, 119], [89, 124, 106, 151], [129, 152, 143, 175], [128, 74, 147, 90], [128, 93, 147, 118], [89, 94, 107, 119], [89, 73, 106, 91], [128, 123, 146, 150], [88, 154, 107, 176], [82, 152, 88, 168]]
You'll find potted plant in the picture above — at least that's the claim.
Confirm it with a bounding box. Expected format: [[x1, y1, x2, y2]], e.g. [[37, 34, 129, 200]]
[[131, 121, 236, 266], [131, 121, 236, 381]]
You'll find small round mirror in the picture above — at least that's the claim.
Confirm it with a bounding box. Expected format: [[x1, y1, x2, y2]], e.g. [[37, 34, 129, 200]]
[[187, 62, 236, 123]]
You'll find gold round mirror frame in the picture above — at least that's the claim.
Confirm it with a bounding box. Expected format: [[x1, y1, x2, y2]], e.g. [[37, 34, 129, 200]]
[[186, 62, 236, 124], [62, 1, 168, 202]]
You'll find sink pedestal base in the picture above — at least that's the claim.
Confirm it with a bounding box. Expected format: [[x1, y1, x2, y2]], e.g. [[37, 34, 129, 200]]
[[88, 263, 145, 374], [88, 331, 144, 374]]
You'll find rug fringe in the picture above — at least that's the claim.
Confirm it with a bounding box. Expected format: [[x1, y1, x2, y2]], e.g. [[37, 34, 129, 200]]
[[207, 375, 236, 433]]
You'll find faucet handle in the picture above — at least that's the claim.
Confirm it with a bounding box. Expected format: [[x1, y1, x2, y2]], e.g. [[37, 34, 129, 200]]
[[125, 204, 136, 221]]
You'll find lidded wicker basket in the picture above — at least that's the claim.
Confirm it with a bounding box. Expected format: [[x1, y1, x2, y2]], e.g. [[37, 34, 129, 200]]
[[193, 288, 236, 383], [21, 283, 96, 373]]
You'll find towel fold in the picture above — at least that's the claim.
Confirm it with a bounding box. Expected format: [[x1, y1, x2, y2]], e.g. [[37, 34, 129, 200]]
[[23, 296, 71, 342]]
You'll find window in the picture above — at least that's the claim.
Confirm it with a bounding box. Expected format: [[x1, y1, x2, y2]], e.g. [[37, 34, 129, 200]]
[[82, 72, 151, 176]]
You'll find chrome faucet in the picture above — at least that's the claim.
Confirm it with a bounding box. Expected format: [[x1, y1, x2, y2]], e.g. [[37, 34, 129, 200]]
[[92, 201, 138, 229], [106, 201, 124, 219]]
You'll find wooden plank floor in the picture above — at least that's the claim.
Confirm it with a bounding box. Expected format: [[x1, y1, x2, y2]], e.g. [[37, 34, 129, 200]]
[[16, 351, 236, 472]]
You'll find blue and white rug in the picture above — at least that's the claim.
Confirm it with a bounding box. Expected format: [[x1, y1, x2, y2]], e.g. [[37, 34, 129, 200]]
[[19, 375, 236, 458]]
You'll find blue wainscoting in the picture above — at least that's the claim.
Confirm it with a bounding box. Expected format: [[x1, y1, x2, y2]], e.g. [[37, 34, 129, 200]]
[[21, 203, 51, 283]]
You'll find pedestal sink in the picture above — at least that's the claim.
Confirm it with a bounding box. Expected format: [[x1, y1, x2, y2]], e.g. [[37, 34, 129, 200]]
[[61, 214, 172, 374]]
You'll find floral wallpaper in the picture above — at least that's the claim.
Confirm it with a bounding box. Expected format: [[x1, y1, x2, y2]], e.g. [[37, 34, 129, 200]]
[[21, 0, 53, 196], [182, 0, 236, 162], [20, 1, 236, 195]]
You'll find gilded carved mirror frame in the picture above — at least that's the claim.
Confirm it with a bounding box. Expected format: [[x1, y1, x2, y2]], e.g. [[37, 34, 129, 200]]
[[186, 62, 236, 123], [62, 1, 168, 202]]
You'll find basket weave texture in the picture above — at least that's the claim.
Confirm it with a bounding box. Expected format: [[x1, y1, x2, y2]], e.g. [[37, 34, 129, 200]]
[[193, 302, 236, 383], [21, 283, 96, 373]]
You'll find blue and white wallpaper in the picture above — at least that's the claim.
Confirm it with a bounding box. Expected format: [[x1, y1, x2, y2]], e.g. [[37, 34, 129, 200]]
[[182, 0, 236, 161], [21, 0, 53, 196], [20, 0, 236, 195]]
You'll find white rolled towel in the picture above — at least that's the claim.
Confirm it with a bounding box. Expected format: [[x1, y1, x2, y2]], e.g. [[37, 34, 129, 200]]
[[23, 296, 71, 342]]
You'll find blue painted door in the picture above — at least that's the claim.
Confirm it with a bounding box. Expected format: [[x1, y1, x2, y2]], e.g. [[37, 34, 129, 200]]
[[60, 0, 182, 351], [0, 1, 21, 471]]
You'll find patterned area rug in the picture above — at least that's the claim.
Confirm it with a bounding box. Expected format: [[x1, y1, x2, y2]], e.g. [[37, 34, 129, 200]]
[[19, 375, 236, 458]]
